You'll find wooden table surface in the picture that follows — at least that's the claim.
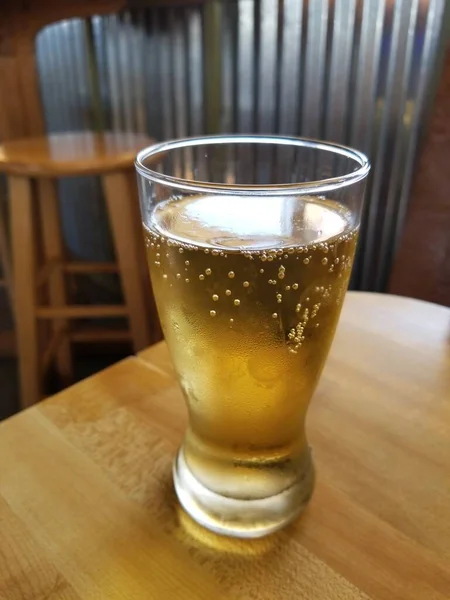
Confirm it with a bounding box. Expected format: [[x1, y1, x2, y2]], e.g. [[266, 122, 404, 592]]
[[1, 292, 449, 600]]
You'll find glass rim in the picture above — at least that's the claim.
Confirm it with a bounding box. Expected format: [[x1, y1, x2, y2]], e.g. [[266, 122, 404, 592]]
[[135, 134, 370, 196]]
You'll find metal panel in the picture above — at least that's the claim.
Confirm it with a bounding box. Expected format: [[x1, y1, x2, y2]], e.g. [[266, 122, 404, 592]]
[[221, 0, 237, 133], [277, 0, 303, 135], [236, 0, 256, 133], [186, 7, 204, 136], [35, 0, 448, 291], [143, 10, 164, 141], [325, 0, 357, 143], [256, 0, 279, 134], [349, 0, 386, 286], [301, 0, 329, 139], [376, 0, 421, 290], [361, 0, 416, 289]]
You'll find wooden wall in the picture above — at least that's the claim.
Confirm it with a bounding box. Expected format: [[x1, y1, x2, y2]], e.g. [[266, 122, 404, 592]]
[[0, 1, 127, 140]]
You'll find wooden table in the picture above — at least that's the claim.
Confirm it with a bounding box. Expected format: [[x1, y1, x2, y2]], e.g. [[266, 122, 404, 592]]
[[1, 292, 449, 599]]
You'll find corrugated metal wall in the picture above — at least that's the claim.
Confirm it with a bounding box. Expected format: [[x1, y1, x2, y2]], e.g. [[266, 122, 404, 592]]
[[36, 0, 448, 291]]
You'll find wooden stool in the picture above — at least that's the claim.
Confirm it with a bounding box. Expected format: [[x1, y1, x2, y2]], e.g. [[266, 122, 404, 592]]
[[0, 131, 156, 408], [0, 194, 13, 306]]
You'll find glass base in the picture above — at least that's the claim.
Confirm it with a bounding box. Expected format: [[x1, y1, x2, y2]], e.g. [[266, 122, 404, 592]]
[[173, 446, 315, 539]]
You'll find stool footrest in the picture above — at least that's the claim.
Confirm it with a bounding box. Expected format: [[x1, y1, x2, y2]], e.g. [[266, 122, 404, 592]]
[[70, 327, 132, 343], [43, 325, 132, 373], [64, 262, 119, 274], [37, 260, 119, 289], [36, 305, 128, 319]]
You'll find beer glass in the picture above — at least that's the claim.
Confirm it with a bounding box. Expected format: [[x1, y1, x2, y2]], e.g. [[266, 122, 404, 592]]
[[135, 136, 369, 538]]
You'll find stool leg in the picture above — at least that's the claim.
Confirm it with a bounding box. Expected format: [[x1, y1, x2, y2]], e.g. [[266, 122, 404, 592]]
[[125, 171, 162, 344], [37, 178, 73, 384], [9, 176, 40, 408], [0, 189, 13, 305], [102, 172, 151, 352]]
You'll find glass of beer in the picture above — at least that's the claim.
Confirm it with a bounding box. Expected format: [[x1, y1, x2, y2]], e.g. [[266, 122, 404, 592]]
[[135, 136, 369, 538]]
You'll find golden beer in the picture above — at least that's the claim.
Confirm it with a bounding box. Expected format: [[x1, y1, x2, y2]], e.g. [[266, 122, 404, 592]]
[[144, 194, 358, 530], [136, 135, 369, 537]]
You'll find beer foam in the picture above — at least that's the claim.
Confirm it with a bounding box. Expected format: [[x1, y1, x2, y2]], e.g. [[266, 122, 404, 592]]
[[149, 195, 352, 251]]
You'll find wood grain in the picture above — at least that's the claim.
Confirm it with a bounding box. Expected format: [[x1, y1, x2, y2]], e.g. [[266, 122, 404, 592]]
[[1, 292, 449, 599]]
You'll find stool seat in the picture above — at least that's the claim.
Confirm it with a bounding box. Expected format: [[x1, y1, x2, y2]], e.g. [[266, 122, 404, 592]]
[[0, 132, 153, 177]]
